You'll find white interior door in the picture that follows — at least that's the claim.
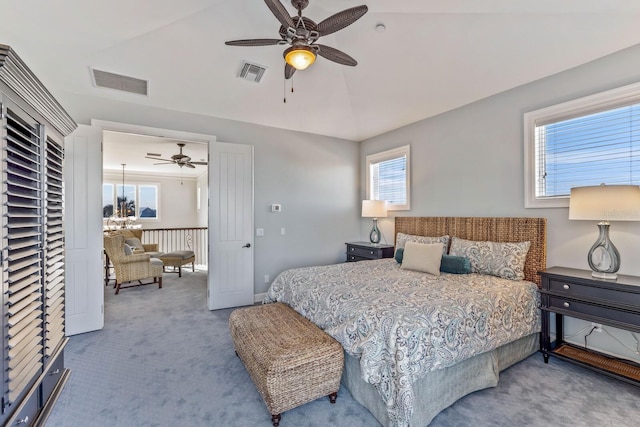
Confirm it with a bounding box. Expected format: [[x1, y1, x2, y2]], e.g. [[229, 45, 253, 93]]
[[64, 124, 104, 335], [208, 142, 254, 310]]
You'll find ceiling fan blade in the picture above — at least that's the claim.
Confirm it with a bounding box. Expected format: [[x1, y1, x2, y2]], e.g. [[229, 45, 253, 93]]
[[316, 44, 357, 66], [185, 163, 196, 169], [145, 156, 174, 162], [190, 161, 208, 165], [225, 39, 284, 47], [316, 5, 368, 37], [153, 162, 175, 165], [264, 0, 295, 29], [284, 63, 296, 80]]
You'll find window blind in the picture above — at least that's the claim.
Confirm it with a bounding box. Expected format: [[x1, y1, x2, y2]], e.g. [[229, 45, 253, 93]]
[[370, 155, 407, 205], [536, 103, 640, 198]]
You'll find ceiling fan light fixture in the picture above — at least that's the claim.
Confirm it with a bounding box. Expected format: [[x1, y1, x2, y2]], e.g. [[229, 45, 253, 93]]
[[284, 46, 316, 70]]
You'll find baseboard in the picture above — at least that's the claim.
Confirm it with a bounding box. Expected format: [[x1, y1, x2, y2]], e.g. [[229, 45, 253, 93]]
[[254, 292, 266, 304]]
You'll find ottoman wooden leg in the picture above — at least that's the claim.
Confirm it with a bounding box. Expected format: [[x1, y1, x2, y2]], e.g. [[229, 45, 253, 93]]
[[328, 392, 337, 404], [271, 414, 281, 427]]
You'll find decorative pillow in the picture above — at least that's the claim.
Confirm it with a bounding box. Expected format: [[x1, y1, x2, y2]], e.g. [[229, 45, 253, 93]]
[[449, 237, 531, 280], [400, 242, 443, 275], [394, 248, 404, 263], [125, 237, 145, 252], [395, 233, 450, 254], [123, 244, 134, 256], [395, 249, 471, 274], [440, 254, 472, 274]]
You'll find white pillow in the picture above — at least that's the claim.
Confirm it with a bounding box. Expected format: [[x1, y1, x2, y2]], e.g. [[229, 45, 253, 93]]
[[400, 242, 444, 275]]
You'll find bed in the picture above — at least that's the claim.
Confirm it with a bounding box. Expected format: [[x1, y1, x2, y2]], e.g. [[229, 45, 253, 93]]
[[264, 217, 547, 427]]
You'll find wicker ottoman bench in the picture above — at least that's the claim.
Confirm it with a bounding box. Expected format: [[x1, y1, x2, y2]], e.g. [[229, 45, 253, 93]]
[[229, 302, 344, 427], [158, 250, 195, 277]]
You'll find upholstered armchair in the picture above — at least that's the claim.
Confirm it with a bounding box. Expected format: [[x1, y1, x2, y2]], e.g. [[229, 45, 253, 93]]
[[103, 233, 164, 294]]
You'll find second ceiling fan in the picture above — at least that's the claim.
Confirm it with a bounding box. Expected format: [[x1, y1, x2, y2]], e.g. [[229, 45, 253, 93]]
[[225, 0, 368, 79], [145, 143, 207, 169]]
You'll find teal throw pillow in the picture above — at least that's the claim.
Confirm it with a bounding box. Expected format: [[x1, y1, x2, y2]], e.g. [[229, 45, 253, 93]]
[[395, 248, 404, 263], [395, 248, 471, 274], [440, 254, 472, 274]]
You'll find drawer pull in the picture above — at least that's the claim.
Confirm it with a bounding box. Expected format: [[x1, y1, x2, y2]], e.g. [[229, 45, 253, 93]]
[[370, 251, 374, 255], [350, 247, 355, 251], [16, 416, 29, 425], [563, 302, 570, 308], [49, 368, 60, 375], [563, 284, 570, 290]]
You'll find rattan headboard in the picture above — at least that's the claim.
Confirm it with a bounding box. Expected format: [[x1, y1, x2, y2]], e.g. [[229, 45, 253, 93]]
[[394, 217, 547, 287]]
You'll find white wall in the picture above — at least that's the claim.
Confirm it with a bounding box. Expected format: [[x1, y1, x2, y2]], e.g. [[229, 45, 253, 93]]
[[360, 43, 640, 363], [61, 94, 361, 295], [103, 170, 199, 229]]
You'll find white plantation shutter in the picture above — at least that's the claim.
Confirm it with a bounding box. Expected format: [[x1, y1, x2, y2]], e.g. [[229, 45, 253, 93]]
[[44, 135, 65, 358], [2, 104, 45, 402]]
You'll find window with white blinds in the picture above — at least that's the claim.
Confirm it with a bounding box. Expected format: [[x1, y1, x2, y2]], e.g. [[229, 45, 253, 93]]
[[524, 82, 640, 208], [366, 145, 411, 210]]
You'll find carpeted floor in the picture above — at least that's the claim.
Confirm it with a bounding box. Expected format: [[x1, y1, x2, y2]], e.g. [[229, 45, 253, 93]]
[[46, 271, 640, 426]]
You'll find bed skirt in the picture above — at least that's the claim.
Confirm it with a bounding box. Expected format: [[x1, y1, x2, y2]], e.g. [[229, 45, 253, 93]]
[[341, 333, 539, 427]]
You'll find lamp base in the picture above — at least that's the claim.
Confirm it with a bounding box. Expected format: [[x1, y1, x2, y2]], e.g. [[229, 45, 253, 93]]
[[369, 218, 381, 244], [587, 222, 620, 280], [591, 271, 618, 280]]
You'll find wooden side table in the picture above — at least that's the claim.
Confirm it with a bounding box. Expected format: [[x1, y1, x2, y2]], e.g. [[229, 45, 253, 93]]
[[539, 266, 640, 386], [345, 242, 394, 262]]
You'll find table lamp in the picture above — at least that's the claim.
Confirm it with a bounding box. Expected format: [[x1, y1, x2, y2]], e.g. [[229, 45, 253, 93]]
[[569, 184, 640, 279], [362, 200, 388, 244]]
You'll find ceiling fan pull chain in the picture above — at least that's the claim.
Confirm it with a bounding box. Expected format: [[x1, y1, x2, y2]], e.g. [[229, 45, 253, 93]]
[[283, 77, 287, 103]]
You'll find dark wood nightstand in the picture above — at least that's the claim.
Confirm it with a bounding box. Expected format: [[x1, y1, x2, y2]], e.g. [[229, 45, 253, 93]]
[[539, 267, 640, 386], [345, 242, 394, 262]]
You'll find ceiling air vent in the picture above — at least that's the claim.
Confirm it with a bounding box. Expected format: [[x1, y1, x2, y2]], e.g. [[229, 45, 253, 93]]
[[238, 61, 267, 83], [91, 68, 148, 96]]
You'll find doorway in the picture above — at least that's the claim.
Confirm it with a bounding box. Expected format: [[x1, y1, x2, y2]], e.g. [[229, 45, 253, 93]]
[[64, 120, 255, 336]]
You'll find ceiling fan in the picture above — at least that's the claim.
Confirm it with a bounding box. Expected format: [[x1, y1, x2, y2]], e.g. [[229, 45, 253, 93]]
[[145, 143, 207, 169], [225, 0, 368, 79]]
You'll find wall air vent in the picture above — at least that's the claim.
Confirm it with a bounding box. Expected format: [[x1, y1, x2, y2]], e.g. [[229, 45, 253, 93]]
[[91, 68, 148, 95], [238, 61, 267, 83]]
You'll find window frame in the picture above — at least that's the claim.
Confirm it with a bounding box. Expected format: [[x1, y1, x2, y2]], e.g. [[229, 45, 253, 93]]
[[365, 144, 411, 211], [524, 81, 640, 208], [102, 182, 160, 221], [137, 184, 159, 219]]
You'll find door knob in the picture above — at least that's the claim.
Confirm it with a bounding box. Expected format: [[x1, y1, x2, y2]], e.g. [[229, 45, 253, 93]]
[[242, 243, 251, 248]]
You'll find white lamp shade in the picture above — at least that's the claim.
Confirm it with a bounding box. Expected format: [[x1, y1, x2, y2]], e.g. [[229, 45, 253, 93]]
[[569, 184, 640, 221], [362, 200, 388, 218]]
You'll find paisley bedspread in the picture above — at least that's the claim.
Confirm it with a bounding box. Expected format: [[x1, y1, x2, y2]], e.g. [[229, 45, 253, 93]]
[[264, 259, 540, 427]]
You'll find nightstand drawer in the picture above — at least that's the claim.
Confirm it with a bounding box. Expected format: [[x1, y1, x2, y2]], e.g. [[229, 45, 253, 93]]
[[345, 242, 394, 262], [347, 254, 371, 262], [348, 246, 381, 258], [548, 279, 640, 308], [548, 296, 640, 329]]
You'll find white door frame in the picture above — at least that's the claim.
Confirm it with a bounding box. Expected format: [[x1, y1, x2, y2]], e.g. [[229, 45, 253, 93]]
[[68, 120, 222, 332]]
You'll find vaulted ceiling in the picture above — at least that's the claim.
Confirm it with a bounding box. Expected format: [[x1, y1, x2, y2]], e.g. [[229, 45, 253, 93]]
[[2, 0, 640, 141]]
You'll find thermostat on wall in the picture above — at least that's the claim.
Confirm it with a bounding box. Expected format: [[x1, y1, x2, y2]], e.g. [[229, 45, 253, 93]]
[[271, 204, 282, 212]]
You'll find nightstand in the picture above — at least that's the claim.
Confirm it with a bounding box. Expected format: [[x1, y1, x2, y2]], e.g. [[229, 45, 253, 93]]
[[539, 267, 640, 386], [345, 242, 394, 262]]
